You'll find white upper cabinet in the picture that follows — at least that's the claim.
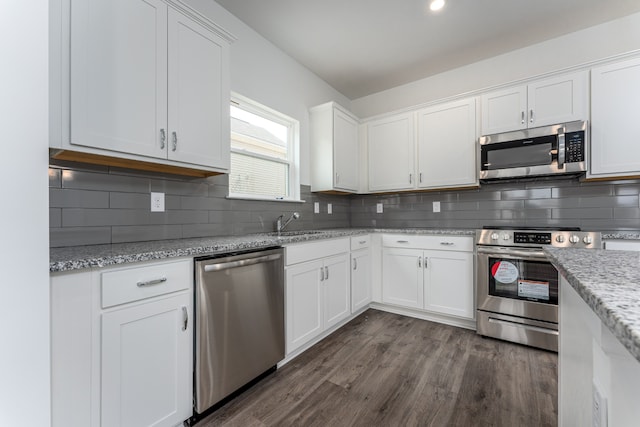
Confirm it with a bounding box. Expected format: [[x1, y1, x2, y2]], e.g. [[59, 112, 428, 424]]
[[167, 8, 230, 169], [416, 98, 477, 189], [57, 0, 233, 174], [310, 102, 359, 193], [367, 112, 415, 192], [70, 0, 168, 158], [481, 71, 588, 135], [589, 57, 640, 178]]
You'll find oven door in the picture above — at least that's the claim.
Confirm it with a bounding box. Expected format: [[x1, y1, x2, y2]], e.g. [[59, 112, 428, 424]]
[[476, 246, 559, 323]]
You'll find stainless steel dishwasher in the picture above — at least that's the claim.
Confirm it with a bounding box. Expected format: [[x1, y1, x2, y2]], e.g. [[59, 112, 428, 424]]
[[194, 247, 284, 414]]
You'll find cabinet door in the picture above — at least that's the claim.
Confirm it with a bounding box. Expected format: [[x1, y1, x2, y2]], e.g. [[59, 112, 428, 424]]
[[423, 250, 474, 319], [333, 108, 359, 192], [351, 249, 371, 313], [102, 292, 192, 427], [527, 71, 587, 128], [168, 8, 230, 170], [590, 57, 640, 177], [382, 248, 423, 309], [368, 113, 415, 191], [323, 254, 351, 329], [417, 98, 477, 189], [71, 0, 168, 158], [481, 86, 527, 135], [285, 260, 323, 354]]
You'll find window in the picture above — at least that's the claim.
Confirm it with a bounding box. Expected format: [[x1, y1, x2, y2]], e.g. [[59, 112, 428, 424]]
[[229, 94, 300, 201]]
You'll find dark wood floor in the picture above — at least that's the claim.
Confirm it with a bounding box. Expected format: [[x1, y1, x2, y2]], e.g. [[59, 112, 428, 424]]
[[196, 309, 557, 427]]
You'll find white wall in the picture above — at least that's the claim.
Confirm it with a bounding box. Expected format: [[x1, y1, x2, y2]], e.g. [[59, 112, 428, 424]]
[[184, 0, 351, 186], [351, 12, 640, 118], [0, 1, 51, 426]]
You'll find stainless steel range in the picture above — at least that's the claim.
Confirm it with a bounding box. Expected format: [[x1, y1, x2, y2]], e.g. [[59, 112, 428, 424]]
[[476, 227, 601, 351]]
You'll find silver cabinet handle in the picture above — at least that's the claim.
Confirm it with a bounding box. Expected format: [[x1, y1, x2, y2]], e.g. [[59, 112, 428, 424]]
[[409, 173, 413, 184], [419, 172, 423, 183], [160, 129, 166, 149], [320, 267, 325, 281], [353, 258, 357, 270], [136, 277, 167, 287], [335, 172, 339, 184], [172, 131, 177, 151], [397, 240, 409, 244], [417, 257, 421, 268], [325, 266, 329, 280], [440, 242, 455, 246], [182, 306, 188, 331], [359, 240, 367, 244], [521, 111, 525, 124], [530, 109, 534, 123]]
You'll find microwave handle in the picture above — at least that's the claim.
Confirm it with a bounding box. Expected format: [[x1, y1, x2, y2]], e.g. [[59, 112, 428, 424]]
[[557, 127, 566, 169]]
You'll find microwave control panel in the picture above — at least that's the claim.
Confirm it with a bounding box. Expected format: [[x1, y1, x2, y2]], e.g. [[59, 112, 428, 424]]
[[565, 131, 585, 163]]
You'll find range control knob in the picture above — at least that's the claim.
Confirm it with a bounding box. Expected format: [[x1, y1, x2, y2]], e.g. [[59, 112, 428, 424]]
[[569, 235, 580, 244], [583, 236, 593, 245], [555, 235, 565, 243], [491, 233, 499, 241], [502, 234, 510, 241]]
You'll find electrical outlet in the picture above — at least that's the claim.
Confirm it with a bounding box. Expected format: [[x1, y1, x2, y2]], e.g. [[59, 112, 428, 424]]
[[327, 203, 332, 214], [150, 192, 165, 212], [314, 202, 320, 214], [376, 203, 383, 213], [433, 201, 441, 213]]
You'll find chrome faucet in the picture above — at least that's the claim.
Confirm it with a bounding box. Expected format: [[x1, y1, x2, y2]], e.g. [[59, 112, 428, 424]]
[[276, 212, 300, 234]]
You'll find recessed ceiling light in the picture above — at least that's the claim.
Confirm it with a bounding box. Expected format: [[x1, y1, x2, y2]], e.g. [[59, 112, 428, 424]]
[[430, 0, 445, 12]]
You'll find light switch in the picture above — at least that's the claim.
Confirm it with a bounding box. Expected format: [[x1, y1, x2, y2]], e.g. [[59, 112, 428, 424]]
[[327, 203, 332, 214], [376, 203, 383, 213], [433, 201, 441, 213]]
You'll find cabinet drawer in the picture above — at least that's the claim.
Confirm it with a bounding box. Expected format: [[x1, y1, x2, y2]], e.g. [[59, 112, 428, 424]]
[[382, 234, 473, 252], [285, 238, 350, 265], [102, 260, 190, 308], [350, 235, 371, 250]]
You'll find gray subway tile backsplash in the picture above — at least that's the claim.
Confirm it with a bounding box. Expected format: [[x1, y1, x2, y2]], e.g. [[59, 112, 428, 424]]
[[49, 163, 640, 247]]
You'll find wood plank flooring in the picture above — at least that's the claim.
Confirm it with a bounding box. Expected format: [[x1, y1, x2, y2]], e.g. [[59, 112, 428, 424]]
[[196, 309, 557, 427]]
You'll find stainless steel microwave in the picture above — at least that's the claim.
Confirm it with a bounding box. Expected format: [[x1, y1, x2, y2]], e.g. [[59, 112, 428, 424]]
[[479, 121, 587, 180]]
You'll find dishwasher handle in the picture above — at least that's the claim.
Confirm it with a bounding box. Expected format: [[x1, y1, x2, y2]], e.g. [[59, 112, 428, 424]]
[[203, 253, 282, 272]]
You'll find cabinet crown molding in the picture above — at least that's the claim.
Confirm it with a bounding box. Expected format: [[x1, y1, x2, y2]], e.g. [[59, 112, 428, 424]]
[[167, 0, 237, 43]]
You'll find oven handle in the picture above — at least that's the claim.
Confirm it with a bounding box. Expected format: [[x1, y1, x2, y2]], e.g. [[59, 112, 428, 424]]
[[488, 317, 558, 336], [476, 246, 547, 260]]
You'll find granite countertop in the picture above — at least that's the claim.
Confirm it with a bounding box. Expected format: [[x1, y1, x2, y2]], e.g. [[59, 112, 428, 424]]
[[545, 247, 640, 363], [50, 228, 476, 273]]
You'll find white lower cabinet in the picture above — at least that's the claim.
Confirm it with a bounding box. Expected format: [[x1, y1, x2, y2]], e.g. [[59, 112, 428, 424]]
[[285, 239, 351, 354], [351, 248, 372, 312], [101, 292, 192, 427], [51, 258, 193, 427], [381, 235, 474, 321]]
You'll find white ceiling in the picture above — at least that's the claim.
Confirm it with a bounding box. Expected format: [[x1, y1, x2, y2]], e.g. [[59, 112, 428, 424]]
[[214, 0, 640, 99]]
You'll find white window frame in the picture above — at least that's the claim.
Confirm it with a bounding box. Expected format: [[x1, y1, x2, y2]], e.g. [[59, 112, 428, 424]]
[[228, 93, 301, 202]]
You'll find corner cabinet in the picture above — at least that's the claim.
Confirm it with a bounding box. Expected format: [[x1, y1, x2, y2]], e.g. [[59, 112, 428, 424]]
[[50, 0, 234, 176], [367, 112, 416, 192], [416, 98, 478, 189], [310, 102, 360, 193], [589, 57, 640, 179], [50, 259, 194, 427], [481, 71, 588, 135]]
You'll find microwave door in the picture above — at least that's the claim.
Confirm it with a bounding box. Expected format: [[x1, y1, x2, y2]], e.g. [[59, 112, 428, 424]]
[[486, 142, 553, 170]]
